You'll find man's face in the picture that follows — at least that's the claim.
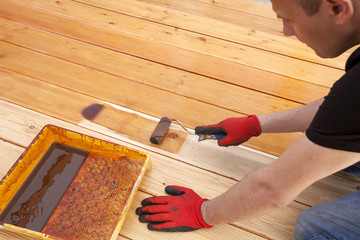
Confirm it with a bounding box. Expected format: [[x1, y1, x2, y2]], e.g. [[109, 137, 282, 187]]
[[271, 0, 341, 58]]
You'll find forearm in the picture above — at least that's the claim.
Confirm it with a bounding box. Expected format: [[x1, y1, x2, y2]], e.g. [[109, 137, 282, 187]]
[[201, 133, 360, 226], [201, 133, 314, 225], [201, 166, 286, 225], [258, 98, 324, 133]]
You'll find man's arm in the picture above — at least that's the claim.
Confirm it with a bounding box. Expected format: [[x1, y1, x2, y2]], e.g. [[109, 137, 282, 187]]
[[201, 133, 360, 225], [195, 98, 324, 146], [258, 98, 324, 133]]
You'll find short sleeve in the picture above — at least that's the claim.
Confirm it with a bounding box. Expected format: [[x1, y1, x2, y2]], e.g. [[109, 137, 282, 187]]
[[306, 48, 360, 152]]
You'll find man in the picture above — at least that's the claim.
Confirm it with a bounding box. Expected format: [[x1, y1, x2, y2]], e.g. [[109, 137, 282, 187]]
[[136, 0, 360, 238]]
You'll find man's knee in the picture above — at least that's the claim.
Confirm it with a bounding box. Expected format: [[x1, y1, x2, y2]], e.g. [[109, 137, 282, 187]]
[[293, 207, 327, 240], [294, 191, 360, 239]]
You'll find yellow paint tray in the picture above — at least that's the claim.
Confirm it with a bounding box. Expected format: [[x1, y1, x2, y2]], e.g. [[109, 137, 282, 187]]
[[0, 125, 151, 239]]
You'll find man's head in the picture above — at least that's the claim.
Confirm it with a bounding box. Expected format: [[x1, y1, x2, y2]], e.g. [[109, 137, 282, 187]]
[[271, 0, 360, 58], [295, 0, 322, 16]]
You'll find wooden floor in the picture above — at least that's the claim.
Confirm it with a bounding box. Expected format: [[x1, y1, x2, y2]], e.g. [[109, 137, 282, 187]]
[[0, 0, 358, 239]]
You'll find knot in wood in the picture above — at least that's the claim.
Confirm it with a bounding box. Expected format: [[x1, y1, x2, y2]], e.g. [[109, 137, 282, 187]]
[[168, 133, 178, 139]]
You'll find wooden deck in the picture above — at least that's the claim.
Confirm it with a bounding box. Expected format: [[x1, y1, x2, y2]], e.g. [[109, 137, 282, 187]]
[[0, 0, 358, 239]]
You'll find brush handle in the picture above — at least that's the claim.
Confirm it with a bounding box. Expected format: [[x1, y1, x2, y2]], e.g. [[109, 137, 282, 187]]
[[150, 117, 172, 144], [196, 133, 226, 142]]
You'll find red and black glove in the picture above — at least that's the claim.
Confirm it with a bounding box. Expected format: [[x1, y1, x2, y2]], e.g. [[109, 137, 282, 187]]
[[135, 185, 213, 232], [195, 115, 261, 146]]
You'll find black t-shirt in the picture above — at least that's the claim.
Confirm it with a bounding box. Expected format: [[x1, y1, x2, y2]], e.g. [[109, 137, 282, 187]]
[[306, 47, 360, 152]]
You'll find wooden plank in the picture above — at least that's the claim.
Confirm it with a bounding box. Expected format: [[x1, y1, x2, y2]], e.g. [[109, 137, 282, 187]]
[[0, 0, 356, 238], [0, 62, 296, 157], [116, 236, 131, 240], [188, 0, 353, 57], [0, 53, 241, 124], [0, 98, 272, 184], [0, 64, 239, 127], [1, 99, 357, 210], [121, 191, 268, 240], [128, 145, 353, 239], [0, 9, 332, 105], [70, 0, 349, 69], [13, 0, 344, 87], [0, 141, 23, 178], [0, 68, 90, 123], [18, 0, 347, 89], [0, 32, 328, 124], [0, 41, 305, 156], [0, 142, 267, 240], [296, 175, 359, 206], [2, 100, 358, 239], [0, 90, 275, 186], [0, 32, 346, 162], [0, 229, 38, 240], [0, 39, 303, 116], [0, 0, 345, 88], [241, 202, 306, 240], [138, 0, 354, 56], [0, 100, 300, 239], [138, 0, 283, 35], [88, 108, 357, 206], [197, 0, 360, 60], [193, 0, 276, 19], [88, 103, 188, 153]]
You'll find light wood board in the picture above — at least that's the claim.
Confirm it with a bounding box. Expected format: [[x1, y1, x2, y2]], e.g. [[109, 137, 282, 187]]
[[0, 0, 356, 239]]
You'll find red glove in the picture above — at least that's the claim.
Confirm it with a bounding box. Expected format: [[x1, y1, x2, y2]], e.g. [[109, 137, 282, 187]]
[[135, 185, 213, 232], [195, 115, 261, 146]]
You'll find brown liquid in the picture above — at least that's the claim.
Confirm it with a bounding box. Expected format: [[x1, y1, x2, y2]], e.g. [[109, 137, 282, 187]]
[[81, 103, 104, 120], [41, 153, 145, 240], [0, 142, 88, 231]]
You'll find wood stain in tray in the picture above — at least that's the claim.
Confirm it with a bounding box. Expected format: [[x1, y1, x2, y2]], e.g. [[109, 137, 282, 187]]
[[0, 125, 151, 240], [0, 142, 89, 231], [42, 152, 145, 239]]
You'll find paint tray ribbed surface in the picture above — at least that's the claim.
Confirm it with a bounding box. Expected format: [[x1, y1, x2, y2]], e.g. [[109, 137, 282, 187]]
[[0, 125, 151, 240]]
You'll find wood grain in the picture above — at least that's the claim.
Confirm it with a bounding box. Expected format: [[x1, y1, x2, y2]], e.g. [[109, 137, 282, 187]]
[[0, 41, 303, 156], [1, 97, 357, 238], [90, 104, 188, 153], [4, 0, 344, 87], [0, 8, 332, 104], [72, 0, 349, 68], [0, 0, 355, 238], [0, 100, 295, 239]]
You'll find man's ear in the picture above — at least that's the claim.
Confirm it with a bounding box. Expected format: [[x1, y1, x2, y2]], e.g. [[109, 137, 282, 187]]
[[326, 0, 354, 25]]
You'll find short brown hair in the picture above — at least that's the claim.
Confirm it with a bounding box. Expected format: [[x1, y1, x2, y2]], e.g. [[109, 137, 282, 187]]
[[296, 0, 322, 15]]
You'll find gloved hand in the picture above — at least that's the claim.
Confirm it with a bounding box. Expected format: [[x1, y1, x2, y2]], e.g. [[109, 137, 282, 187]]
[[195, 115, 261, 146], [135, 185, 213, 232]]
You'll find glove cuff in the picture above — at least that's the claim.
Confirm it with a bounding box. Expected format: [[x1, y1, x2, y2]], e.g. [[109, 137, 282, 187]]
[[196, 199, 213, 229], [248, 115, 261, 137]]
